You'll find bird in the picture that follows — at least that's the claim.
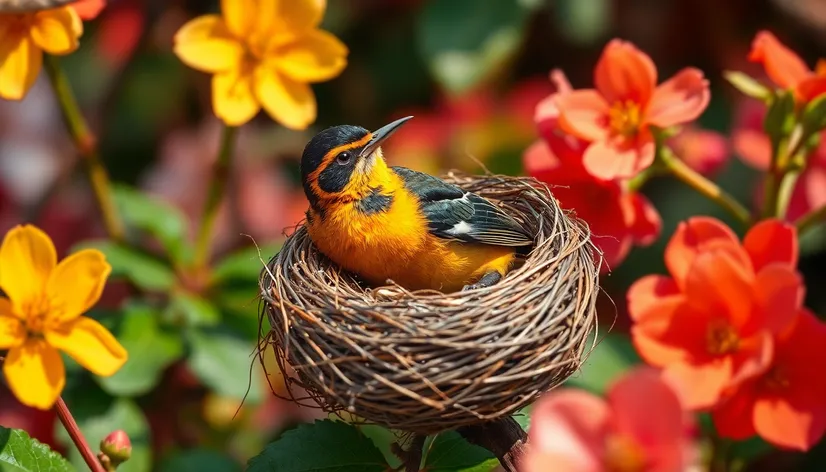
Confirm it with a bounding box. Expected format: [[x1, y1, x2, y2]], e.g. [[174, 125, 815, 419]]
[[300, 116, 534, 293]]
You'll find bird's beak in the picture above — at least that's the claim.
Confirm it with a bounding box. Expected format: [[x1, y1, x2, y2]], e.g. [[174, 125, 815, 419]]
[[359, 116, 413, 158]]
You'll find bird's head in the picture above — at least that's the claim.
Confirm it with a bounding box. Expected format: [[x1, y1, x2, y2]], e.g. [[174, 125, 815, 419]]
[[300, 116, 412, 208]]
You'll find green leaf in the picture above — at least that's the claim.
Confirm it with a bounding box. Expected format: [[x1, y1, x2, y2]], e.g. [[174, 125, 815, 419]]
[[763, 90, 796, 150], [424, 431, 499, 472], [165, 291, 221, 327], [417, 0, 539, 94], [723, 71, 772, 101], [0, 427, 74, 472], [212, 243, 282, 284], [186, 328, 262, 403], [77, 240, 176, 292], [112, 184, 188, 262], [555, 0, 611, 45], [565, 333, 640, 394], [247, 420, 388, 472], [802, 93, 826, 132], [157, 449, 241, 472], [55, 396, 151, 472], [96, 304, 184, 396]]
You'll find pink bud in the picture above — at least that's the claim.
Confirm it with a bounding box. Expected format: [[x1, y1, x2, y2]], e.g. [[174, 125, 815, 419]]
[[100, 430, 132, 464]]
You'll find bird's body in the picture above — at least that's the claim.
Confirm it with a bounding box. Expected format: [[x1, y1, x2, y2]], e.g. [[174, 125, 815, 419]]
[[301, 117, 533, 292]]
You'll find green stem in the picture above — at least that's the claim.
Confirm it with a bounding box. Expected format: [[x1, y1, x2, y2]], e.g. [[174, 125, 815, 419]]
[[795, 204, 826, 236], [763, 124, 809, 219], [709, 436, 732, 472], [659, 147, 752, 226], [43, 55, 125, 242], [193, 125, 238, 270]]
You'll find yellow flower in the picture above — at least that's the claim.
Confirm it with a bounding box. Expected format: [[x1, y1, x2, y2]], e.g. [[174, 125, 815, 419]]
[[0, 6, 83, 100], [173, 0, 348, 129], [0, 225, 127, 410]]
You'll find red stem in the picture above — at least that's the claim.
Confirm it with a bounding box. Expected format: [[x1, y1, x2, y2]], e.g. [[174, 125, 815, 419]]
[[55, 397, 106, 472]]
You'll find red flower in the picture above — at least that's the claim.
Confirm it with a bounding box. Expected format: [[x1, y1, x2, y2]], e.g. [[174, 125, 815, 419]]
[[733, 99, 826, 220], [629, 218, 803, 410], [713, 310, 826, 451], [525, 70, 660, 271], [749, 30, 826, 104], [525, 367, 699, 472], [555, 39, 710, 180]]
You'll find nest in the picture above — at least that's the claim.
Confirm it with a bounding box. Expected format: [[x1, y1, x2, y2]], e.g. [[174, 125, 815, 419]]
[[258, 172, 601, 435]]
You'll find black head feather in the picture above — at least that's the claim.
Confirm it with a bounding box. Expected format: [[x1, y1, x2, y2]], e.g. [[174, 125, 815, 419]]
[[300, 125, 369, 180]]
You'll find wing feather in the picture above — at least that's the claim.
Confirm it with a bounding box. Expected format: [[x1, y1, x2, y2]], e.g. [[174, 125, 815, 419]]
[[392, 167, 533, 247]]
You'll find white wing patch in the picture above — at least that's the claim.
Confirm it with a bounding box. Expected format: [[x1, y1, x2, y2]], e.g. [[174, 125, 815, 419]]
[[447, 221, 473, 235]]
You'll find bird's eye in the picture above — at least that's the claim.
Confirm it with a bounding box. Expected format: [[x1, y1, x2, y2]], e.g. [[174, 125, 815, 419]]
[[336, 152, 352, 165]]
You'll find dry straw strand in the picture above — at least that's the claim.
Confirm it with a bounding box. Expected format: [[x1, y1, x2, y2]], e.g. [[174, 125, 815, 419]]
[[259, 172, 601, 434]]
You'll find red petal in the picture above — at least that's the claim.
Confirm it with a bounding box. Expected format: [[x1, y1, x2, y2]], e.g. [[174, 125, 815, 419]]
[[594, 39, 657, 105], [627, 192, 662, 245], [608, 368, 688, 468], [662, 358, 733, 410], [749, 266, 803, 335], [754, 395, 826, 451], [631, 302, 708, 368], [797, 76, 826, 103], [712, 387, 758, 440], [664, 217, 739, 289], [748, 31, 811, 89], [743, 219, 798, 271], [582, 135, 655, 180], [627, 275, 680, 323], [528, 390, 609, 470], [646, 68, 710, 128], [556, 90, 610, 141], [733, 129, 772, 170], [632, 329, 688, 366], [683, 247, 755, 328], [72, 0, 106, 20]]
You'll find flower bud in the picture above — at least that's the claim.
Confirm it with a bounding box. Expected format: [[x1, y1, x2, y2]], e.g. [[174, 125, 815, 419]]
[[100, 430, 132, 464]]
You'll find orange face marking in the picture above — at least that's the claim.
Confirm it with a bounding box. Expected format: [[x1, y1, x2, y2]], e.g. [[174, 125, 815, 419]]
[[307, 132, 374, 200]]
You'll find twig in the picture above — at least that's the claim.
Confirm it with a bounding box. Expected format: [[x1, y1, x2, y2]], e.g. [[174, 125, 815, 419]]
[[55, 397, 106, 472], [403, 435, 426, 472], [457, 417, 528, 472]]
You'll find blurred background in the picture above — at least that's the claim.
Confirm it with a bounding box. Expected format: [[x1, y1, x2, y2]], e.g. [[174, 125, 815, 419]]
[[2, 0, 826, 470]]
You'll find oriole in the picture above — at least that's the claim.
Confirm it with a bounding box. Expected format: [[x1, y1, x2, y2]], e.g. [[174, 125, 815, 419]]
[[300, 116, 533, 292]]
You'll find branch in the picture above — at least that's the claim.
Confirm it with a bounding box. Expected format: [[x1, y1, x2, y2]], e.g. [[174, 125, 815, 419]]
[[457, 417, 529, 472]]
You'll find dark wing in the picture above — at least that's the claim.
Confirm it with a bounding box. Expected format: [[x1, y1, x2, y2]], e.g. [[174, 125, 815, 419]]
[[392, 166, 533, 247]]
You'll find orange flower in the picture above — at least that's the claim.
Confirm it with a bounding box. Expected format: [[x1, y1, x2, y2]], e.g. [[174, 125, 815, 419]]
[[555, 39, 710, 180], [525, 367, 699, 472], [713, 310, 826, 451], [629, 218, 803, 410], [72, 0, 106, 20], [749, 30, 826, 104], [525, 70, 660, 271]]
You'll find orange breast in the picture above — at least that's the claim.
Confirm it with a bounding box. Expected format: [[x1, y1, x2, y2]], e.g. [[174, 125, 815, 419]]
[[306, 184, 516, 292]]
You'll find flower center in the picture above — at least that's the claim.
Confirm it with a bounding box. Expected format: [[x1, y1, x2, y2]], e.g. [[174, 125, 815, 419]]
[[706, 319, 740, 355], [608, 100, 642, 138], [604, 434, 647, 472], [21, 297, 51, 335], [762, 365, 789, 391]]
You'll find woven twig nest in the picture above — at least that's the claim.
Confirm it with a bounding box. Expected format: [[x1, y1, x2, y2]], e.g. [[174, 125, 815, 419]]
[[258, 172, 600, 434]]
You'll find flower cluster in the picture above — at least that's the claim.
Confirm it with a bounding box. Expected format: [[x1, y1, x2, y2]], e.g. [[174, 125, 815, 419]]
[[525, 29, 826, 465], [523, 40, 715, 270], [525, 367, 700, 471]]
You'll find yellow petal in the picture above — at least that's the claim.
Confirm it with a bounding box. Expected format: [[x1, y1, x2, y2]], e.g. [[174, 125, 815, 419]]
[[30, 6, 82, 55], [254, 67, 316, 130], [221, 0, 258, 37], [0, 31, 41, 101], [275, 29, 347, 82], [0, 298, 25, 349], [45, 316, 127, 377], [279, 0, 326, 32], [45, 249, 110, 323], [173, 15, 244, 73], [3, 338, 65, 410], [213, 66, 260, 126], [0, 225, 56, 313]]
